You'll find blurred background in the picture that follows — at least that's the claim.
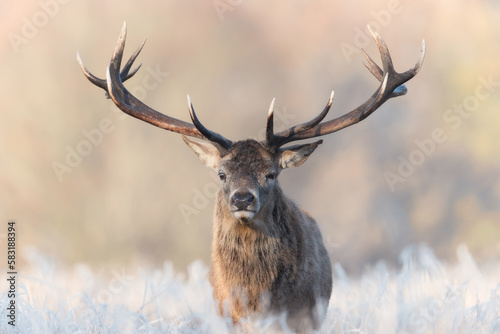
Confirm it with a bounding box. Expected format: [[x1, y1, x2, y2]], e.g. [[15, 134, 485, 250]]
[[1, 0, 499, 275]]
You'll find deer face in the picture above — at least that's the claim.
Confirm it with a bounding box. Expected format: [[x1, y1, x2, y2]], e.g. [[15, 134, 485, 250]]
[[183, 137, 322, 223], [216, 140, 277, 221]]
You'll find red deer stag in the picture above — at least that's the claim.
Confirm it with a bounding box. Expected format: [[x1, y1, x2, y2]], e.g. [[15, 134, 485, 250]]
[[78, 23, 425, 331]]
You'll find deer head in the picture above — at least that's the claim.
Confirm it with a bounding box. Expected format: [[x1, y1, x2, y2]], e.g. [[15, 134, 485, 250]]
[[183, 136, 322, 226]]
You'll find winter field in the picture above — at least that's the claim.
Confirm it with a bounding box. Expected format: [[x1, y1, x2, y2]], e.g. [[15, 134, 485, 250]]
[[1, 245, 499, 334]]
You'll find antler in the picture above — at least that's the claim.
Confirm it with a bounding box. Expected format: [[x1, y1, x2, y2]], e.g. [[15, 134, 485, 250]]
[[77, 22, 232, 151], [266, 26, 426, 148]]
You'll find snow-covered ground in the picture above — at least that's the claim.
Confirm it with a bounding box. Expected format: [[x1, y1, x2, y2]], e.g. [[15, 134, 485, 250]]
[[1, 245, 499, 333]]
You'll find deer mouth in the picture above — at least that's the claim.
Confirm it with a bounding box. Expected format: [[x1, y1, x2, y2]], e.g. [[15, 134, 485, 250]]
[[232, 210, 256, 220]]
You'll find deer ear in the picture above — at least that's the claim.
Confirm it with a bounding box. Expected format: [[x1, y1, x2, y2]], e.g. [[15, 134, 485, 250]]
[[182, 136, 221, 169], [279, 140, 323, 169]]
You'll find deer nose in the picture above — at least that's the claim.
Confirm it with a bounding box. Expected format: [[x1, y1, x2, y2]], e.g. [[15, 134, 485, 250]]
[[231, 192, 255, 211]]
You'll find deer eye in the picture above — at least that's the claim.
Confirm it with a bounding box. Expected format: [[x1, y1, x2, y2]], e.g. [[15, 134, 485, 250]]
[[218, 171, 226, 182], [265, 172, 276, 181]]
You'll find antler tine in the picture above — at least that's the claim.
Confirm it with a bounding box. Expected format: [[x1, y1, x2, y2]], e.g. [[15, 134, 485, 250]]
[[362, 26, 403, 98], [121, 39, 145, 81], [77, 51, 107, 90], [361, 49, 383, 82], [111, 21, 127, 74], [271, 27, 425, 145], [367, 26, 395, 76], [265, 98, 276, 146], [77, 22, 144, 94], [409, 39, 426, 76], [187, 95, 233, 150], [267, 91, 334, 148], [292, 90, 334, 133], [360, 73, 388, 121]]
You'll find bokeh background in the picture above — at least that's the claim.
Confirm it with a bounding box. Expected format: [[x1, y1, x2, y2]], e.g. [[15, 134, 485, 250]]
[[1, 0, 499, 275]]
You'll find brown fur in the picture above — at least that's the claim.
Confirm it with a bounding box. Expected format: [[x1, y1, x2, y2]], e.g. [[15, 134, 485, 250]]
[[185, 139, 332, 331]]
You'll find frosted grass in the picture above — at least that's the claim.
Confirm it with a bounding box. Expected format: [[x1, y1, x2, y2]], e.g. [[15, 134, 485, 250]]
[[1, 245, 499, 333]]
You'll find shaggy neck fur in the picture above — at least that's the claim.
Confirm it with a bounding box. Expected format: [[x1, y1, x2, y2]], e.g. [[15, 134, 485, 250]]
[[210, 185, 305, 319]]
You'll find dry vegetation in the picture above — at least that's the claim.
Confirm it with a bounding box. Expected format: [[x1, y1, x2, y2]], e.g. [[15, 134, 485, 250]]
[[1, 246, 499, 333]]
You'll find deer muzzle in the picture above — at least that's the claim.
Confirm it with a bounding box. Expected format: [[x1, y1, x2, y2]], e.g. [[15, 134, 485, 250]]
[[230, 189, 259, 220]]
